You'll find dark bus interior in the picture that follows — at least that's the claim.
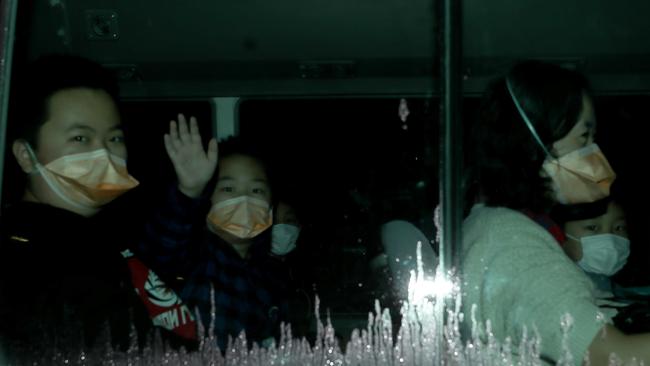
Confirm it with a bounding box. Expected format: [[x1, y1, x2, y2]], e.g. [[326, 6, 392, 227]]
[[2, 0, 650, 346]]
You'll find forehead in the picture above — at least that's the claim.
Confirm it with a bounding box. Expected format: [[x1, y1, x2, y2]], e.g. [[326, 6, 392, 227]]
[[43, 87, 121, 132], [217, 154, 268, 182], [605, 202, 625, 219]]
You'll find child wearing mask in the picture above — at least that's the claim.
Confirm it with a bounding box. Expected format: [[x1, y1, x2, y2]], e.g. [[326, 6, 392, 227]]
[[270, 201, 301, 256], [556, 199, 629, 297], [269, 199, 315, 338], [552, 197, 630, 321], [137, 115, 290, 350], [553, 196, 650, 334]]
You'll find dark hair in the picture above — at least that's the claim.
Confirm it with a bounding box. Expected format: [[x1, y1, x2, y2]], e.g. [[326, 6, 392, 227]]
[[550, 181, 625, 226], [550, 199, 611, 226], [468, 60, 592, 212], [3, 54, 119, 205], [206, 136, 275, 202], [8, 54, 119, 148]]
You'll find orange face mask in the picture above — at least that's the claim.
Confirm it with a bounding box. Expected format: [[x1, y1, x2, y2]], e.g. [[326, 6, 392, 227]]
[[27, 145, 139, 213], [543, 144, 616, 204], [506, 78, 616, 204], [206, 196, 273, 239]]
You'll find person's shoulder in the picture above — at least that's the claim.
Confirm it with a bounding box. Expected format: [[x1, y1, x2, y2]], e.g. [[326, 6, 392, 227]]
[[464, 204, 537, 232], [0, 202, 46, 243], [463, 204, 557, 253], [0, 201, 86, 248], [3, 201, 81, 222]]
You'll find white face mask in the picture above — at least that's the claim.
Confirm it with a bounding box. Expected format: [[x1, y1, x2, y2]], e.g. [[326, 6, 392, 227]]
[[568, 233, 630, 276], [271, 224, 301, 256]]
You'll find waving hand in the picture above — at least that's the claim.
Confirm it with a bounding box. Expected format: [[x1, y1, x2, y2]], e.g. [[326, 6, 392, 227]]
[[164, 114, 218, 198]]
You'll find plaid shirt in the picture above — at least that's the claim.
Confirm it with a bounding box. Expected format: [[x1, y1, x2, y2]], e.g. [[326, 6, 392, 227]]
[[137, 186, 290, 350]]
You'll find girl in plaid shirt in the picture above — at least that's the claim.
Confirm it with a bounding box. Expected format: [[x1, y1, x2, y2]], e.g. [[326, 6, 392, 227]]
[[138, 114, 290, 351]]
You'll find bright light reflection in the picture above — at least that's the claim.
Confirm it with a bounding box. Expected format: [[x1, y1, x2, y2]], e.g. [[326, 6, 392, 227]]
[[407, 240, 455, 303], [408, 273, 454, 303]]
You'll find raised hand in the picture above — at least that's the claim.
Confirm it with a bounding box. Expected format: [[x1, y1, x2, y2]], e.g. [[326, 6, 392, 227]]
[[164, 114, 218, 198]]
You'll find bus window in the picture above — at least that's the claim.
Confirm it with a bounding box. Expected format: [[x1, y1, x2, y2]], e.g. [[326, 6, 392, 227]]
[[4, 0, 650, 364], [239, 97, 439, 339]]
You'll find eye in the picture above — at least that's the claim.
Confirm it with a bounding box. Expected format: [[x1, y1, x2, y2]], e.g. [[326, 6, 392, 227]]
[[615, 223, 628, 234], [71, 135, 89, 143], [220, 186, 234, 193], [251, 186, 269, 196], [584, 224, 598, 232], [109, 135, 125, 144]]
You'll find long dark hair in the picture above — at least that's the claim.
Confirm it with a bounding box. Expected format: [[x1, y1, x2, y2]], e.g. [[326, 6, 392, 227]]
[[467, 60, 592, 212]]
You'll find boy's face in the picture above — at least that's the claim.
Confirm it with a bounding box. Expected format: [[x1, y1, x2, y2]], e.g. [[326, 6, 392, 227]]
[[210, 154, 272, 246], [563, 202, 628, 261], [13, 87, 125, 216], [211, 154, 271, 205], [33, 88, 126, 163]]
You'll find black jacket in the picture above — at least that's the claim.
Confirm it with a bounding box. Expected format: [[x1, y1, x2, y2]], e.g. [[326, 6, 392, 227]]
[[0, 201, 150, 353]]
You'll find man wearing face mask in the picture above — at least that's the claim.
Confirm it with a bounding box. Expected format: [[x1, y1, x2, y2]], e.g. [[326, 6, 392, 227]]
[[137, 117, 290, 350], [0, 55, 151, 353]]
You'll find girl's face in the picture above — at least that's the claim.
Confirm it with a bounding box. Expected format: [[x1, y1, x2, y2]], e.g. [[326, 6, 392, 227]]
[[563, 202, 628, 261]]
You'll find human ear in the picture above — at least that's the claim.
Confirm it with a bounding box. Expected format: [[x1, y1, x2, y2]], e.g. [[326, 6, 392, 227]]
[[12, 139, 36, 173]]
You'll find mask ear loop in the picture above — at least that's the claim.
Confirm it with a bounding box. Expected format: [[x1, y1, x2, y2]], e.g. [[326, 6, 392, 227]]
[[23, 142, 44, 175], [23, 142, 95, 212], [565, 233, 580, 242], [505, 77, 553, 158]]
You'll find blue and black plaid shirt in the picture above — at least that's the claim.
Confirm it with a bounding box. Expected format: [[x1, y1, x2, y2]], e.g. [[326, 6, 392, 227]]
[[137, 186, 290, 350]]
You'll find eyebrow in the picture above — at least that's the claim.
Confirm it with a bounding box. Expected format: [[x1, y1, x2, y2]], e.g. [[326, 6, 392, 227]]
[[217, 176, 269, 183], [65, 123, 96, 132], [65, 123, 124, 133]]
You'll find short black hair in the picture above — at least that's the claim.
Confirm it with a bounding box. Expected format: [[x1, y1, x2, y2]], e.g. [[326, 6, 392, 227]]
[[206, 136, 275, 202], [550, 199, 611, 226], [467, 60, 592, 212], [3, 54, 119, 205], [8, 54, 119, 148]]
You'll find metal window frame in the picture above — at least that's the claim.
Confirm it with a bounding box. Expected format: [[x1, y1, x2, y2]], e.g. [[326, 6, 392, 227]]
[[0, 0, 18, 212]]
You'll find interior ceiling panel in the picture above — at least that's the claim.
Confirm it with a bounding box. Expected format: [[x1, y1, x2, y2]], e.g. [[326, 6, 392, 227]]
[[18, 0, 650, 97]]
